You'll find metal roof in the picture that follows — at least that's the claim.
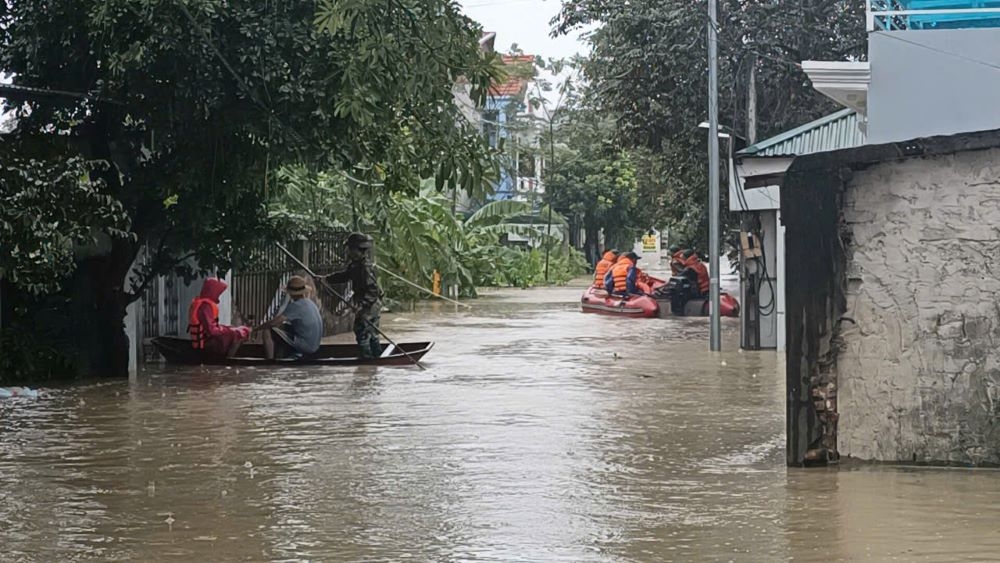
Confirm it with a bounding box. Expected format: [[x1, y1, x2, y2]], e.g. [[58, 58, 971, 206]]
[[737, 108, 865, 158]]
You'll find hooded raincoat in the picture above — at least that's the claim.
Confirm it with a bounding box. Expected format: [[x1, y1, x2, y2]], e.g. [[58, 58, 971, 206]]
[[188, 278, 249, 355]]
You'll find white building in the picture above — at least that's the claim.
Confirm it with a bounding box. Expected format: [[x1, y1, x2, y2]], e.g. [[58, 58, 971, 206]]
[[732, 109, 866, 351]]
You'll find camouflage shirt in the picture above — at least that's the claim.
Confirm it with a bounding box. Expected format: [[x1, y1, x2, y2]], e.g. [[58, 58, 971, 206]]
[[327, 260, 382, 308]]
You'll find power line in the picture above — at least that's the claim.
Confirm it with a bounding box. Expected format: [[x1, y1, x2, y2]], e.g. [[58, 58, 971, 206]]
[[878, 31, 1000, 73]]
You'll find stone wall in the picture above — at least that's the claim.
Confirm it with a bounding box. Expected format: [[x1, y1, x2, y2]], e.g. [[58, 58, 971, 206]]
[[837, 148, 1000, 465]]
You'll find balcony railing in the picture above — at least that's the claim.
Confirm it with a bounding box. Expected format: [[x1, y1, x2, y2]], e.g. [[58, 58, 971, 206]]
[[516, 177, 544, 195], [868, 1, 1000, 31]]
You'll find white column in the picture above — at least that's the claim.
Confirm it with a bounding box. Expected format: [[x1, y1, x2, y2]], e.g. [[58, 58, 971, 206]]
[[218, 270, 233, 325], [125, 299, 139, 380]]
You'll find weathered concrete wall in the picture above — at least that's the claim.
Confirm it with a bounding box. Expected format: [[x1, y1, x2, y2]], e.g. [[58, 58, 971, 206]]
[[838, 148, 1000, 464], [782, 168, 849, 466]]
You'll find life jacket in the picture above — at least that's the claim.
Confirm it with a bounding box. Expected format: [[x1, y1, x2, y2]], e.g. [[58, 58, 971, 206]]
[[670, 250, 687, 275], [187, 298, 219, 350], [684, 256, 710, 295], [593, 252, 617, 287], [608, 257, 635, 293]]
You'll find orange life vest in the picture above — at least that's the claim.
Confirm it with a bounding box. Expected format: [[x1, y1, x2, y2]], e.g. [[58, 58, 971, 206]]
[[187, 298, 219, 350], [593, 252, 617, 287], [670, 250, 687, 275], [685, 256, 710, 295], [609, 257, 635, 293]]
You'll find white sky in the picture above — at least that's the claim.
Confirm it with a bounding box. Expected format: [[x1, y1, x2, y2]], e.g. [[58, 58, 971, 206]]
[[457, 0, 593, 61]]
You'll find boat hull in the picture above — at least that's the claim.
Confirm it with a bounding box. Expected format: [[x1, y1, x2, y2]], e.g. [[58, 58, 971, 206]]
[[152, 337, 432, 366], [580, 286, 741, 319], [654, 294, 741, 318], [580, 287, 660, 318]]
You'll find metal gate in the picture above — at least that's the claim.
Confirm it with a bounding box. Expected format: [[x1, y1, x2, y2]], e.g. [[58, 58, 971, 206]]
[[231, 232, 355, 337]]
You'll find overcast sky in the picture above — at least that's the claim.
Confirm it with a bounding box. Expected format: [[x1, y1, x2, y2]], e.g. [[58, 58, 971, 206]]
[[457, 0, 593, 61]]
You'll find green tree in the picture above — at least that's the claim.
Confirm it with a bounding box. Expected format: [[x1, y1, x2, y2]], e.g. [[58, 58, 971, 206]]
[[0, 0, 500, 376], [543, 101, 640, 263], [272, 167, 576, 298], [553, 0, 867, 246]]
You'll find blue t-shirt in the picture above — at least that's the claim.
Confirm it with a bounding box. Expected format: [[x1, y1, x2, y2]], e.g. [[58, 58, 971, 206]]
[[282, 298, 323, 354]]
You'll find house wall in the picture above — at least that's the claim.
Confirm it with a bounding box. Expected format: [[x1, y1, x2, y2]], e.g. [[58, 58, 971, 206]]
[[782, 166, 849, 466], [868, 29, 1000, 144], [730, 157, 792, 212], [836, 148, 1000, 464]]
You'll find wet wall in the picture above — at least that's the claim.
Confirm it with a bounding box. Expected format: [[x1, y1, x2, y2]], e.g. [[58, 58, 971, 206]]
[[781, 166, 849, 467], [783, 142, 1000, 466]]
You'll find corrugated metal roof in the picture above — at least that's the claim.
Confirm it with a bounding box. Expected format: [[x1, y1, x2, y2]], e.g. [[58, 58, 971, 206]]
[[737, 108, 865, 157]]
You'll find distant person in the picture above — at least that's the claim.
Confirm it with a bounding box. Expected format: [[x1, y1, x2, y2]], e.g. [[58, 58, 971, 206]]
[[321, 233, 384, 359], [669, 245, 687, 276], [187, 277, 251, 357], [604, 251, 646, 296], [593, 249, 619, 288], [261, 275, 323, 360], [682, 250, 710, 296]]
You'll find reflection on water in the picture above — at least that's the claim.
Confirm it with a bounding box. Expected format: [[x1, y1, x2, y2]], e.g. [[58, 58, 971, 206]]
[[2, 285, 1000, 561]]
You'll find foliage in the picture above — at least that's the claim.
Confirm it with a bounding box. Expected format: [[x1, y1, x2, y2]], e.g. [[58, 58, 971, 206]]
[[0, 290, 78, 384], [271, 167, 579, 298], [0, 0, 501, 375], [0, 153, 130, 294], [553, 0, 868, 246], [543, 98, 641, 257], [0, 327, 76, 385], [0, 0, 500, 295]]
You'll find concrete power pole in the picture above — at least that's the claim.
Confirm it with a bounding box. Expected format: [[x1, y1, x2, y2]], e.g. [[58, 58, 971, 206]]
[[708, 0, 722, 351], [747, 54, 758, 145]]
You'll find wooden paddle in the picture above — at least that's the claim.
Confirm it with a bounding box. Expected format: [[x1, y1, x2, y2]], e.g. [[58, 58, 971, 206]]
[[275, 243, 427, 370]]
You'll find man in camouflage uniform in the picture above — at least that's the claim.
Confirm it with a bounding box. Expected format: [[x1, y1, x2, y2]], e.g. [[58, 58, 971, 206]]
[[323, 233, 384, 359]]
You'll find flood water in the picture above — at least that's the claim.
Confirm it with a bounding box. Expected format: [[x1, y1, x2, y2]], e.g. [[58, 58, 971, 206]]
[[3, 283, 1000, 561]]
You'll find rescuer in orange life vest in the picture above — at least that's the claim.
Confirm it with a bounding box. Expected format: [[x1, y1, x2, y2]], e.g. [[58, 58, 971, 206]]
[[188, 277, 251, 357], [669, 245, 688, 276], [604, 251, 647, 296], [593, 249, 619, 288], [682, 250, 711, 296]]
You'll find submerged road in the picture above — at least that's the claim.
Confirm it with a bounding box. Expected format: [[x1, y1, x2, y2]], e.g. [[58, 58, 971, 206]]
[[2, 283, 1000, 561]]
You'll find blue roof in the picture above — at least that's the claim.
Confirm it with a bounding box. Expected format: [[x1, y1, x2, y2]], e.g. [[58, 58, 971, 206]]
[[736, 109, 865, 158]]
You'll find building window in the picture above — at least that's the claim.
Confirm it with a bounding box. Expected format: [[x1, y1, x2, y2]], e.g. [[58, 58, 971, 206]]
[[482, 110, 499, 148], [518, 152, 535, 178]]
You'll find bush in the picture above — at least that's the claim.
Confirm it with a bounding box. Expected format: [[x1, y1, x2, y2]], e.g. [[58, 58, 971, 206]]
[[0, 326, 76, 385]]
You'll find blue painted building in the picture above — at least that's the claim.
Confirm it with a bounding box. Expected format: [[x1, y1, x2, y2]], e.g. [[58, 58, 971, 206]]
[[484, 55, 544, 202]]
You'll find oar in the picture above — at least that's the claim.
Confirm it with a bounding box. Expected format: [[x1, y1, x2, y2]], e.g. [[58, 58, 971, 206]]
[[374, 264, 472, 309], [275, 243, 427, 370]]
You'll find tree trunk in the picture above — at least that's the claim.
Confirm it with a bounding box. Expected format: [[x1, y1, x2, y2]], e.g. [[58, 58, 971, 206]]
[[69, 238, 138, 377], [584, 224, 601, 268]]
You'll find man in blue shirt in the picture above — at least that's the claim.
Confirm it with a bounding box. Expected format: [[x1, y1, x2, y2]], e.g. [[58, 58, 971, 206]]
[[262, 275, 324, 360]]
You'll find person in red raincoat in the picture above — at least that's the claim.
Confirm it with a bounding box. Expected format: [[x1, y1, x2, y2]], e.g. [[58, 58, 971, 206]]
[[188, 278, 251, 357]]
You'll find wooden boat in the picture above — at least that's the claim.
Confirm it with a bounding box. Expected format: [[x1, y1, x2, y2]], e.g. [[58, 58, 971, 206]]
[[151, 336, 433, 367]]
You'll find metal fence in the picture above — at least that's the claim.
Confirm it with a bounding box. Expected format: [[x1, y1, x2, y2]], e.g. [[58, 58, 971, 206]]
[[139, 231, 357, 361], [868, 0, 1000, 30], [231, 232, 355, 338]]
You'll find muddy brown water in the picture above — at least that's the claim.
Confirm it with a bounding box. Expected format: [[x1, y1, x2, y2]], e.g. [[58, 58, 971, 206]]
[[3, 284, 1000, 562]]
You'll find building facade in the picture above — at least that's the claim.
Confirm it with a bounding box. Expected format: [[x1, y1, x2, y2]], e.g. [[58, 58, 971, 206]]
[[732, 110, 866, 350], [783, 130, 1000, 466]]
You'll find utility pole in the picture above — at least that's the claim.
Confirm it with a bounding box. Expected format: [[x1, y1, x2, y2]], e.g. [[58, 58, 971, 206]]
[[708, 0, 722, 351], [747, 54, 758, 145], [544, 116, 555, 282]]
